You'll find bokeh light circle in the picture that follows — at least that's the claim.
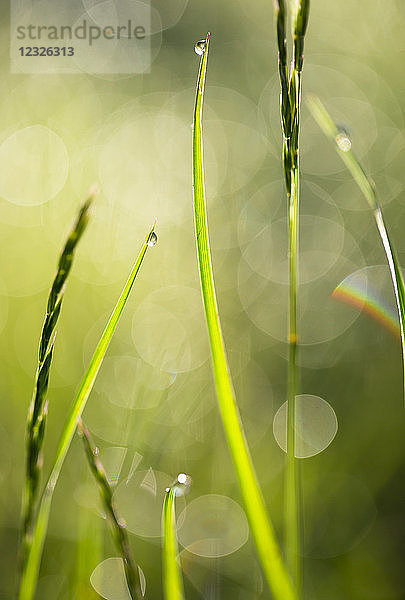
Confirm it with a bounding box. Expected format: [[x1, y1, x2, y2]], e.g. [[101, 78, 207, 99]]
[[132, 286, 208, 372], [95, 355, 176, 410], [90, 557, 146, 600], [273, 394, 338, 458], [178, 494, 249, 558], [238, 230, 365, 345], [0, 125, 68, 206]]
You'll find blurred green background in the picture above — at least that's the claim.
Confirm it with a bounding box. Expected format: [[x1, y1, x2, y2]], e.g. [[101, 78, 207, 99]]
[[1, 0, 405, 598]]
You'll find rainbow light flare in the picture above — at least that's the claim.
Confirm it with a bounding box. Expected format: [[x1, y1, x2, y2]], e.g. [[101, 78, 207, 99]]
[[332, 268, 400, 340]]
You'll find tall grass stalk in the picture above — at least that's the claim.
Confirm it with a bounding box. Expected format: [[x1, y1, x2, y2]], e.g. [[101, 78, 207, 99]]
[[274, 1, 309, 591], [21, 191, 95, 569], [162, 478, 186, 600], [307, 95, 405, 398], [18, 222, 157, 600], [192, 32, 297, 600], [78, 418, 143, 600]]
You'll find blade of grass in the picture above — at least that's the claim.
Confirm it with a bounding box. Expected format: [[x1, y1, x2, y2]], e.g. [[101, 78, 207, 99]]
[[78, 419, 144, 600], [274, 1, 309, 592], [21, 190, 95, 568], [18, 222, 157, 600], [192, 32, 297, 600], [307, 94, 405, 399], [162, 476, 189, 600]]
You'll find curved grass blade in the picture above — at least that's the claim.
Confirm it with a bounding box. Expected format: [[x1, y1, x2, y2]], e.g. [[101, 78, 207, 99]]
[[18, 222, 157, 600], [21, 190, 95, 567], [78, 419, 144, 600], [307, 94, 405, 399], [192, 32, 297, 600], [162, 476, 189, 600]]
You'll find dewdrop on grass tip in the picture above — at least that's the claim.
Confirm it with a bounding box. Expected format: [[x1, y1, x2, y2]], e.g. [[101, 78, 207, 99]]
[[177, 473, 188, 484], [194, 39, 207, 55], [147, 231, 157, 247]]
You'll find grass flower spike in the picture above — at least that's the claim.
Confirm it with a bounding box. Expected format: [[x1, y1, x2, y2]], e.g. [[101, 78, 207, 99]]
[[274, 0, 310, 592], [21, 191, 95, 568]]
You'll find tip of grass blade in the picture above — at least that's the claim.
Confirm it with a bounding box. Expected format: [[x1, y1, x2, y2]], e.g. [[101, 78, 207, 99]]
[[81, 183, 100, 217], [147, 220, 158, 248]]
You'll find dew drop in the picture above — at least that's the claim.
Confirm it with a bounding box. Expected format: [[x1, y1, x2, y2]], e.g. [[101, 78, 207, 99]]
[[174, 472, 192, 496], [335, 132, 352, 153], [177, 472, 188, 484], [194, 39, 206, 55], [147, 231, 157, 247]]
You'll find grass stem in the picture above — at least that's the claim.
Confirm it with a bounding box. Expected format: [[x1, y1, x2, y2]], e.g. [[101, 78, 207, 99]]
[[274, 1, 309, 592], [286, 165, 300, 591]]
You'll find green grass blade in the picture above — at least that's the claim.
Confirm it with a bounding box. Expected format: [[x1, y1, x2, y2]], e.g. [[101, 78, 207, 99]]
[[18, 222, 157, 600], [162, 482, 185, 600], [192, 32, 297, 600], [78, 419, 143, 599], [307, 95, 405, 398]]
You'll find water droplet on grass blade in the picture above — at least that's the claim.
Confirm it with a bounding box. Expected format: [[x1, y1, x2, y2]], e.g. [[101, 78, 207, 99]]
[[147, 231, 157, 247], [177, 472, 188, 484], [173, 472, 192, 496], [335, 131, 352, 152], [194, 39, 206, 55]]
